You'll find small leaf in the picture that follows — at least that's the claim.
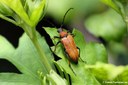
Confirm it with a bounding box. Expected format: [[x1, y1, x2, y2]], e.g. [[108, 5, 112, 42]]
[[44, 27, 59, 44], [47, 70, 68, 85], [30, 0, 46, 27]]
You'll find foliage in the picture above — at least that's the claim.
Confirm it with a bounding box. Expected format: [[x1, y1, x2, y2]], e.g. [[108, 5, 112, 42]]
[[0, 0, 128, 85]]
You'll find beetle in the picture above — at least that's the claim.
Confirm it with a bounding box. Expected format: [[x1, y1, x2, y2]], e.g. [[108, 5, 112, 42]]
[[55, 28, 80, 64], [53, 8, 80, 64]]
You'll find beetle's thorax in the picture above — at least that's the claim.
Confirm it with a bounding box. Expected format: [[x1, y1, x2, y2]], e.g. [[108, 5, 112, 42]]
[[60, 31, 68, 38]]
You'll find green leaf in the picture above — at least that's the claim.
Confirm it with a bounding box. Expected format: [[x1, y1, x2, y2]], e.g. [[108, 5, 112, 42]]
[[44, 27, 108, 85], [56, 60, 101, 85], [47, 70, 68, 85], [0, 0, 31, 26], [0, 32, 55, 84], [0, 35, 15, 58], [85, 9, 126, 42], [0, 0, 47, 28], [44, 27, 59, 44], [73, 29, 107, 64], [12, 33, 55, 76], [0, 73, 39, 85], [0, 2, 13, 16], [83, 43, 108, 64], [85, 62, 128, 85], [0, 2, 17, 26], [101, 0, 121, 14], [0, 35, 40, 84], [29, 0, 46, 27], [101, 0, 128, 21]]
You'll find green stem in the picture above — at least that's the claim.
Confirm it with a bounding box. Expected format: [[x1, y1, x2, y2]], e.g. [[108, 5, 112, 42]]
[[0, 14, 18, 26], [22, 24, 52, 73], [30, 28, 52, 73]]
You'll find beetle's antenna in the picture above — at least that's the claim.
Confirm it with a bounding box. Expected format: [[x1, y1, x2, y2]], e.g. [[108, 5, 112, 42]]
[[60, 8, 74, 28]]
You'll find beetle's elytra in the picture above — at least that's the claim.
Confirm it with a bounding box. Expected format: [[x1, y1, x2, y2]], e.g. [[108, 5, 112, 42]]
[[57, 28, 79, 64]]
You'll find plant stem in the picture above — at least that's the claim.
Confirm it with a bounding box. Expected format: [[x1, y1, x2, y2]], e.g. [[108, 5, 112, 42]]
[[23, 25, 52, 73], [0, 14, 18, 26], [31, 28, 52, 73]]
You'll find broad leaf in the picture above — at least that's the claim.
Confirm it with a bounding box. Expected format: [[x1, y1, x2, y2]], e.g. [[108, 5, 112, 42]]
[[12, 33, 55, 77], [44, 27, 108, 85], [83, 42, 108, 64], [0, 73, 39, 85], [0, 33, 55, 85]]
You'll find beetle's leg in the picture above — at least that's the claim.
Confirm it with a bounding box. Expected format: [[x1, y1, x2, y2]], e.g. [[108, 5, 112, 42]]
[[70, 33, 75, 37], [68, 61, 76, 75], [67, 30, 71, 33], [54, 41, 61, 52], [52, 36, 60, 42], [64, 50, 76, 75], [77, 47, 86, 63], [52, 36, 61, 52], [66, 30, 75, 37], [64, 49, 70, 60], [53, 36, 60, 42], [77, 47, 80, 57], [54, 36, 60, 38]]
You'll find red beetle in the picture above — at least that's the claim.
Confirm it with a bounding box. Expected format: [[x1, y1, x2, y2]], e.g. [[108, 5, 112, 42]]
[[54, 8, 80, 64], [54, 28, 79, 64]]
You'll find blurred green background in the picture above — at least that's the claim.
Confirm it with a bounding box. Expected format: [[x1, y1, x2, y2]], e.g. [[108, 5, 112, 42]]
[[45, 0, 128, 65]]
